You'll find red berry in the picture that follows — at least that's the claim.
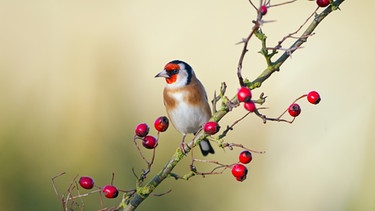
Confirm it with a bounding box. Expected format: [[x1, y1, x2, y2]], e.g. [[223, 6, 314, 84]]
[[231, 164, 248, 178], [237, 87, 252, 103], [243, 101, 256, 112], [307, 91, 321, 105], [260, 5, 267, 15], [79, 176, 94, 189], [288, 103, 301, 117], [154, 116, 169, 132], [316, 0, 330, 7], [239, 150, 253, 164], [142, 135, 158, 149], [135, 123, 149, 137], [203, 122, 220, 135], [102, 185, 119, 199]]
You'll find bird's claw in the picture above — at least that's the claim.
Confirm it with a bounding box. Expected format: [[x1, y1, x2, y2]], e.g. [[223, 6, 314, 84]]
[[180, 142, 191, 155]]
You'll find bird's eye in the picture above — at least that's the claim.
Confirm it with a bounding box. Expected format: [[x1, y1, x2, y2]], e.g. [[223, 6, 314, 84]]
[[168, 69, 179, 75]]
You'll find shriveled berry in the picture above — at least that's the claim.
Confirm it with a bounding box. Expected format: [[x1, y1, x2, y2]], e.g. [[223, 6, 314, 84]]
[[260, 5, 268, 15], [243, 101, 256, 112], [102, 185, 119, 199], [203, 122, 220, 135], [79, 176, 94, 189], [237, 87, 252, 103], [135, 123, 149, 137], [142, 135, 158, 149], [288, 103, 301, 117], [154, 116, 169, 132], [239, 150, 253, 164], [307, 91, 321, 105], [316, 0, 330, 7], [231, 164, 248, 178]]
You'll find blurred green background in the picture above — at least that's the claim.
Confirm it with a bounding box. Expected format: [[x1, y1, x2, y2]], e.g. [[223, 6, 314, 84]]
[[1, 0, 374, 210]]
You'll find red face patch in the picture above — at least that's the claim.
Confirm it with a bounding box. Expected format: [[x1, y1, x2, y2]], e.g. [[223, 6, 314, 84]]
[[164, 63, 180, 72], [166, 74, 177, 84]]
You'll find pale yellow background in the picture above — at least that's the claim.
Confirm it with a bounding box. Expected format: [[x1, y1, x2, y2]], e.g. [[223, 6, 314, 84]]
[[1, 0, 373, 210]]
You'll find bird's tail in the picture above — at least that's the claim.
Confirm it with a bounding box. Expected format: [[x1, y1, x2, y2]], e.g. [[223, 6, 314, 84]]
[[199, 138, 215, 156]]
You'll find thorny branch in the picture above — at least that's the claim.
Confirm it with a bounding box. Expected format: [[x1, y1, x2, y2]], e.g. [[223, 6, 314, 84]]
[[51, 1, 346, 210], [250, 0, 344, 89], [121, 1, 345, 210], [273, 7, 318, 51]]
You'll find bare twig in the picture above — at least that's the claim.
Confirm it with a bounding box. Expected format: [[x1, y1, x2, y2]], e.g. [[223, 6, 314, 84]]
[[252, 93, 308, 124], [218, 112, 252, 140], [220, 142, 266, 154], [274, 7, 319, 50], [133, 136, 157, 180], [191, 158, 234, 176], [74, 181, 85, 210], [152, 189, 172, 197], [237, 21, 261, 87], [52, 172, 66, 201], [67, 189, 101, 200], [268, 0, 297, 8]]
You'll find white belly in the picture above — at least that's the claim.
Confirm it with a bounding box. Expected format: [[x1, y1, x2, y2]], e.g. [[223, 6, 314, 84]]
[[168, 92, 210, 134]]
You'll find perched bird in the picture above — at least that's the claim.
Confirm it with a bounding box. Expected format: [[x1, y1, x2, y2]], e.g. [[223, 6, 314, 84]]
[[155, 60, 215, 156]]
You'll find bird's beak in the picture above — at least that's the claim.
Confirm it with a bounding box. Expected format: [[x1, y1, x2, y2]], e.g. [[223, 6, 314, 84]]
[[155, 69, 169, 78]]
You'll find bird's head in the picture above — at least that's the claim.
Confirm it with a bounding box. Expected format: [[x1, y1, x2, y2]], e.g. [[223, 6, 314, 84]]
[[155, 60, 194, 88]]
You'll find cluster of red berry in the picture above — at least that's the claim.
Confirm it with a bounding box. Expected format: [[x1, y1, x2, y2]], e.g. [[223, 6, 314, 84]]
[[237, 86, 256, 112], [201, 121, 254, 182], [231, 151, 253, 182], [237, 86, 321, 120], [288, 91, 321, 118], [75, 117, 171, 200], [78, 176, 119, 199], [135, 116, 170, 149], [132, 90, 319, 183], [202, 120, 256, 182], [230, 89, 320, 182]]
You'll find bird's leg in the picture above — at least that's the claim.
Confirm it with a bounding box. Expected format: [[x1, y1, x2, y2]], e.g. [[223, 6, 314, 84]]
[[179, 134, 191, 155]]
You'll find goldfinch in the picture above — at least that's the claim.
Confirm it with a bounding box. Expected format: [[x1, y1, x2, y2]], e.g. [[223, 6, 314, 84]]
[[155, 60, 215, 156]]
